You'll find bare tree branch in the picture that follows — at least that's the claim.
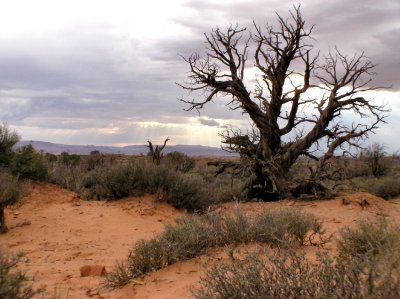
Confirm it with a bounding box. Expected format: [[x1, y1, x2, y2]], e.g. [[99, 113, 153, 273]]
[[179, 5, 389, 199]]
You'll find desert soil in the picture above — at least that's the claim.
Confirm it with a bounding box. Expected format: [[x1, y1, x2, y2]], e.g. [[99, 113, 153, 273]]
[[1, 183, 400, 299]]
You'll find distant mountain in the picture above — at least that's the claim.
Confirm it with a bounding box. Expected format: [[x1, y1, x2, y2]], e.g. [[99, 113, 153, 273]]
[[16, 140, 238, 157]]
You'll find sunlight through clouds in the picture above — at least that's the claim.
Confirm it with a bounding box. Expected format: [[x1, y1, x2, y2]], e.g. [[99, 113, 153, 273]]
[[0, 0, 398, 150]]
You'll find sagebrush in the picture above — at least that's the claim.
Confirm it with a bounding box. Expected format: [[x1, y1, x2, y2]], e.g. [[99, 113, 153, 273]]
[[104, 208, 324, 288], [194, 218, 400, 299]]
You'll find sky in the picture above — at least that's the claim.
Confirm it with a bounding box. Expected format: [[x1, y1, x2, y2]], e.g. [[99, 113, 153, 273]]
[[0, 0, 399, 151]]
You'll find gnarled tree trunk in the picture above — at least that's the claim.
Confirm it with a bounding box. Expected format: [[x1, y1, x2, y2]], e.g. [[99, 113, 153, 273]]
[[0, 207, 7, 234]]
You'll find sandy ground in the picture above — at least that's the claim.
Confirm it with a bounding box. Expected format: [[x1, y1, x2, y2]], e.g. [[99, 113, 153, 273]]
[[1, 183, 400, 298]]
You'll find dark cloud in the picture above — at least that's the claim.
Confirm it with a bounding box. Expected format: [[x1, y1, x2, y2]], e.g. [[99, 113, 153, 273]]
[[1, 0, 399, 150], [177, 0, 400, 90], [199, 117, 220, 127]]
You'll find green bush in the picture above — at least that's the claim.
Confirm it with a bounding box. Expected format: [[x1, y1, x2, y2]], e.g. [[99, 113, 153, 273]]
[[11, 145, 48, 181], [0, 124, 20, 167], [104, 209, 325, 288], [0, 250, 43, 298], [194, 218, 400, 299]]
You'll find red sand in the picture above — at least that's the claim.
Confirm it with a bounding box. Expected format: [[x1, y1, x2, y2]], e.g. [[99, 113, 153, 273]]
[[1, 183, 400, 298]]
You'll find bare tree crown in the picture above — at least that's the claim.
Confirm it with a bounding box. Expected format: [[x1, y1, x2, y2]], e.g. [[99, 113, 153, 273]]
[[180, 6, 388, 181]]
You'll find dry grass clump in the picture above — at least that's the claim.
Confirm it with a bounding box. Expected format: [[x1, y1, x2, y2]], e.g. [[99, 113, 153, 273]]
[[0, 249, 43, 298], [194, 218, 400, 299], [104, 209, 324, 288]]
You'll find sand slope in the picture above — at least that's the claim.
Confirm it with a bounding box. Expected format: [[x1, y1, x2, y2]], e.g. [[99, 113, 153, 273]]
[[1, 183, 400, 298], [1, 183, 181, 298]]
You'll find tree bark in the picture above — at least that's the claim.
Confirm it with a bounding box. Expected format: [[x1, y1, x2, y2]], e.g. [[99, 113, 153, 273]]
[[0, 207, 7, 234]]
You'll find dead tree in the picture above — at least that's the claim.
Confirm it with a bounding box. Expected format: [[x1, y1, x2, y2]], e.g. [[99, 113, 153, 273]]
[[147, 137, 170, 165], [179, 6, 388, 200]]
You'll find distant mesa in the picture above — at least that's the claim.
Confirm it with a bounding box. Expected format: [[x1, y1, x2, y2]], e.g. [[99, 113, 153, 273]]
[[16, 140, 238, 157]]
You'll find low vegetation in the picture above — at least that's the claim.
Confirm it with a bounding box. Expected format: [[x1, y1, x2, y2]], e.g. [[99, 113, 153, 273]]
[[0, 249, 43, 298], [81, 162, 215, 211], [11, 145, 48, 181], [0, 171, 26, 233], [44, 153, 246, 212], [364, 176, 400, 199], [0, 124, 20, 167], [194, 219, 400, 299], [104, 209, 325, 288]]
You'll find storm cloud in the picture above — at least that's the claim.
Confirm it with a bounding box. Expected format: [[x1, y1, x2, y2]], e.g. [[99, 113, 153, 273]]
[[0, 0, 399, 149]]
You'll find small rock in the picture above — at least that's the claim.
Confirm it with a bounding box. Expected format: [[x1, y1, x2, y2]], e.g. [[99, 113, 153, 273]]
[[86, 289, 100, 297], [342, 198, 351, 205], [15, 220, 31, 227], [80, 265, 107, 277], [359, 199, 370, 208]]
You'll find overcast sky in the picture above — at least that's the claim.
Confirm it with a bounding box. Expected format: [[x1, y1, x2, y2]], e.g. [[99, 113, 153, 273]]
[[1, 0, 399, 151]]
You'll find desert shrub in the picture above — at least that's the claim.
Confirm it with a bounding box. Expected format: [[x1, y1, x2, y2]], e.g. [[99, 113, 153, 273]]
[[104, 209, 325, 288], [221, 209, 254, 244], [104, 216, 217, 287], [60, 152, 80, 166], [80, 162, 213, 212], [160, 174, 213, 212], [0, 249, 43, 298], [11, 145, 48, 181], [84, 151, 107, 171], [0, 171, 26, 233], [219, 209, 325, 246], [80, 162, 151, 199], [0, 124, 20, 167], [164, 151, 195, 173], [44, 152, 57, 164], [365, 176, 400, 199], [47, 160, 82, 191], [363, 143, 391, 177], [341, 157, 371, 178], [337, 217, 400, 258], [252, 209, 324, 246], [207, 176, 247, 203], [194, 251, 319, 299], [194, 219, 400, 299], [0, 172, 25, 207], [161, 216, 218, 260]]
